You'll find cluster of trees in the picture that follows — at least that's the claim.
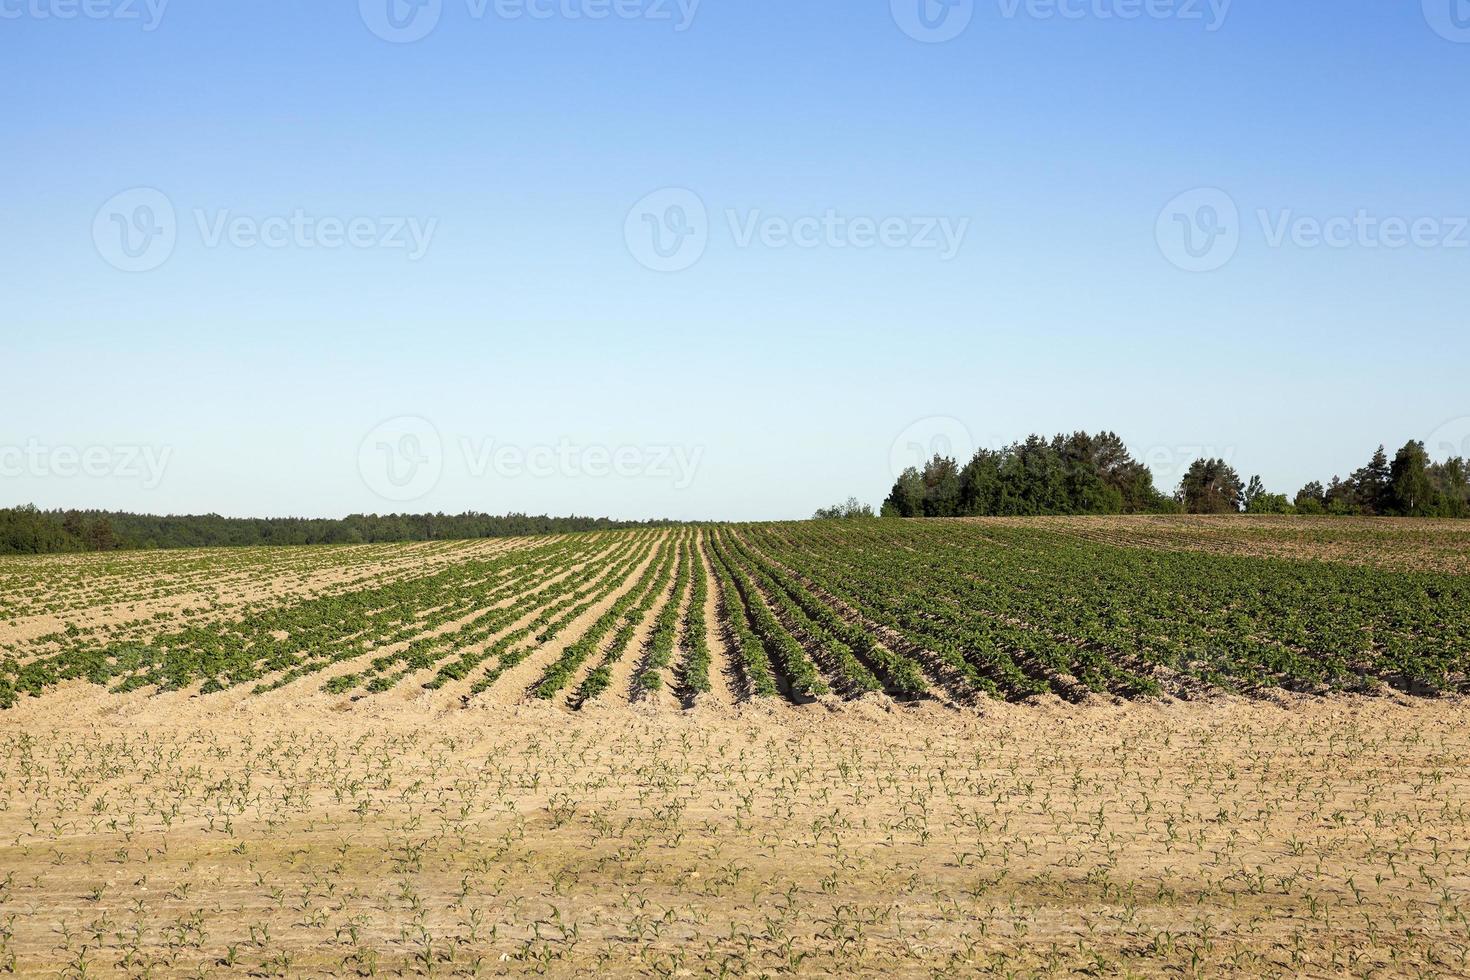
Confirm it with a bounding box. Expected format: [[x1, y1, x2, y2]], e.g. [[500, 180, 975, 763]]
[[812, 497, 876, 520], [881, 432, 1175, 518], [0, 506, 674, 555], [1175, 458, 1253, 514], [1175, 443, 1470, 516], [879, 433, 1470, 520], [1286, 442, 1465, 516]]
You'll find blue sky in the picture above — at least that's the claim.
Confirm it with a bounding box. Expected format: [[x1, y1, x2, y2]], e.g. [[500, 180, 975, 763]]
[[3, 0, 1468, 520]]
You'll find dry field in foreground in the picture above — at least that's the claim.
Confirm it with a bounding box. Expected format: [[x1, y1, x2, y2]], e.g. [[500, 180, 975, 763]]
[[2, 693, 1469, 978]]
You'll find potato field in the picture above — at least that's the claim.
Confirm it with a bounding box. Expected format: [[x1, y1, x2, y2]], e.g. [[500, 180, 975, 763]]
[[2, 517, 1469, 976], [3, 518, 1470, 711]]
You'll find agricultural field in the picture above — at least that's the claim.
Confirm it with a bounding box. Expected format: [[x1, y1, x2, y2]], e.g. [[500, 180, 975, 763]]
[[2, 517, 1469, 976]]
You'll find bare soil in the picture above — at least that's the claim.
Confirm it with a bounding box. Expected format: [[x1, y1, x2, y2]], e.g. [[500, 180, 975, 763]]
[[2, 689, 1467, 978]]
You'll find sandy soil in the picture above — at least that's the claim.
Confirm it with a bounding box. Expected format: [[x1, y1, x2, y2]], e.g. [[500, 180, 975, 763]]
[[697, 551, 739, 708], [473, 541, 663, 709], [2, 690, 1468, 978]]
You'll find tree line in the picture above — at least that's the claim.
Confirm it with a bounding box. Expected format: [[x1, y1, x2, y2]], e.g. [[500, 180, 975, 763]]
[[878, 432, 1174, 518], [1195, 442, 1470, 517], [0, 506, 675, 556], [872, 432, 1470, 519]]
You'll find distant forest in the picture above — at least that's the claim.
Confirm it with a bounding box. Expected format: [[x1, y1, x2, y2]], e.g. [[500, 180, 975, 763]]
[[876, 432, 1470, 520], [7, 433, 1467, 556], [0, 508, 675, 556]]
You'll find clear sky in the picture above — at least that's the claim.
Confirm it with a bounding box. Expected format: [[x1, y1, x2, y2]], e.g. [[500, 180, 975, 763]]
[[3, 0, 1468, 520]]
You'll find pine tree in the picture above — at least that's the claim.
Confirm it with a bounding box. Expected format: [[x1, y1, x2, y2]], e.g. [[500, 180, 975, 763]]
[[1350, 445, 1392, 514], [1176, 458, 1244, 513]]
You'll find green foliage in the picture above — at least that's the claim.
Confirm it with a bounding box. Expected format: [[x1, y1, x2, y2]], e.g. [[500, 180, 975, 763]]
[[1245, 494, 1294, 515], [1351, 446, 1394, 515], [5, 520, 1469, 713], [1294, 481, 1327, 514], [711, 528, 829, 699], [0, 506, 676, 556], [1177, 458, 1243, 514], [677, 535, 714, 698], [813, 497, 876, 520], [563, 534, 685, 704], [631, 537, 693, 696], [745, 520, 1470, 699], [724, 532, 926, 697], [1429, 457, 1470, 517], [0, 505, 98, 554], [1308, 442, 1470, 518], [883, 468, 926, 519], [882, 433, 1470, 523], [1389, 441, 1435, 516], [884, 431, 1169, 519], [1242, 476, 1293, 514], [921, 455, 962, 517]]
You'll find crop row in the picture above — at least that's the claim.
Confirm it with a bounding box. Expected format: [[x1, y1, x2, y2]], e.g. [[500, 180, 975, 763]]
[[462, 533, 661, 697], [676, 534, 713, 701], [708, 529, 826, 698], [533, 533, 676, 701], [568, 534, 682, 704], [722, 531, 928, 697], [1, 534, 624, 705], [633, 534, 693, 694], [745, 520, 1470, 698], [347, 531, 654, 695], [5, 519, 1465, 710]]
